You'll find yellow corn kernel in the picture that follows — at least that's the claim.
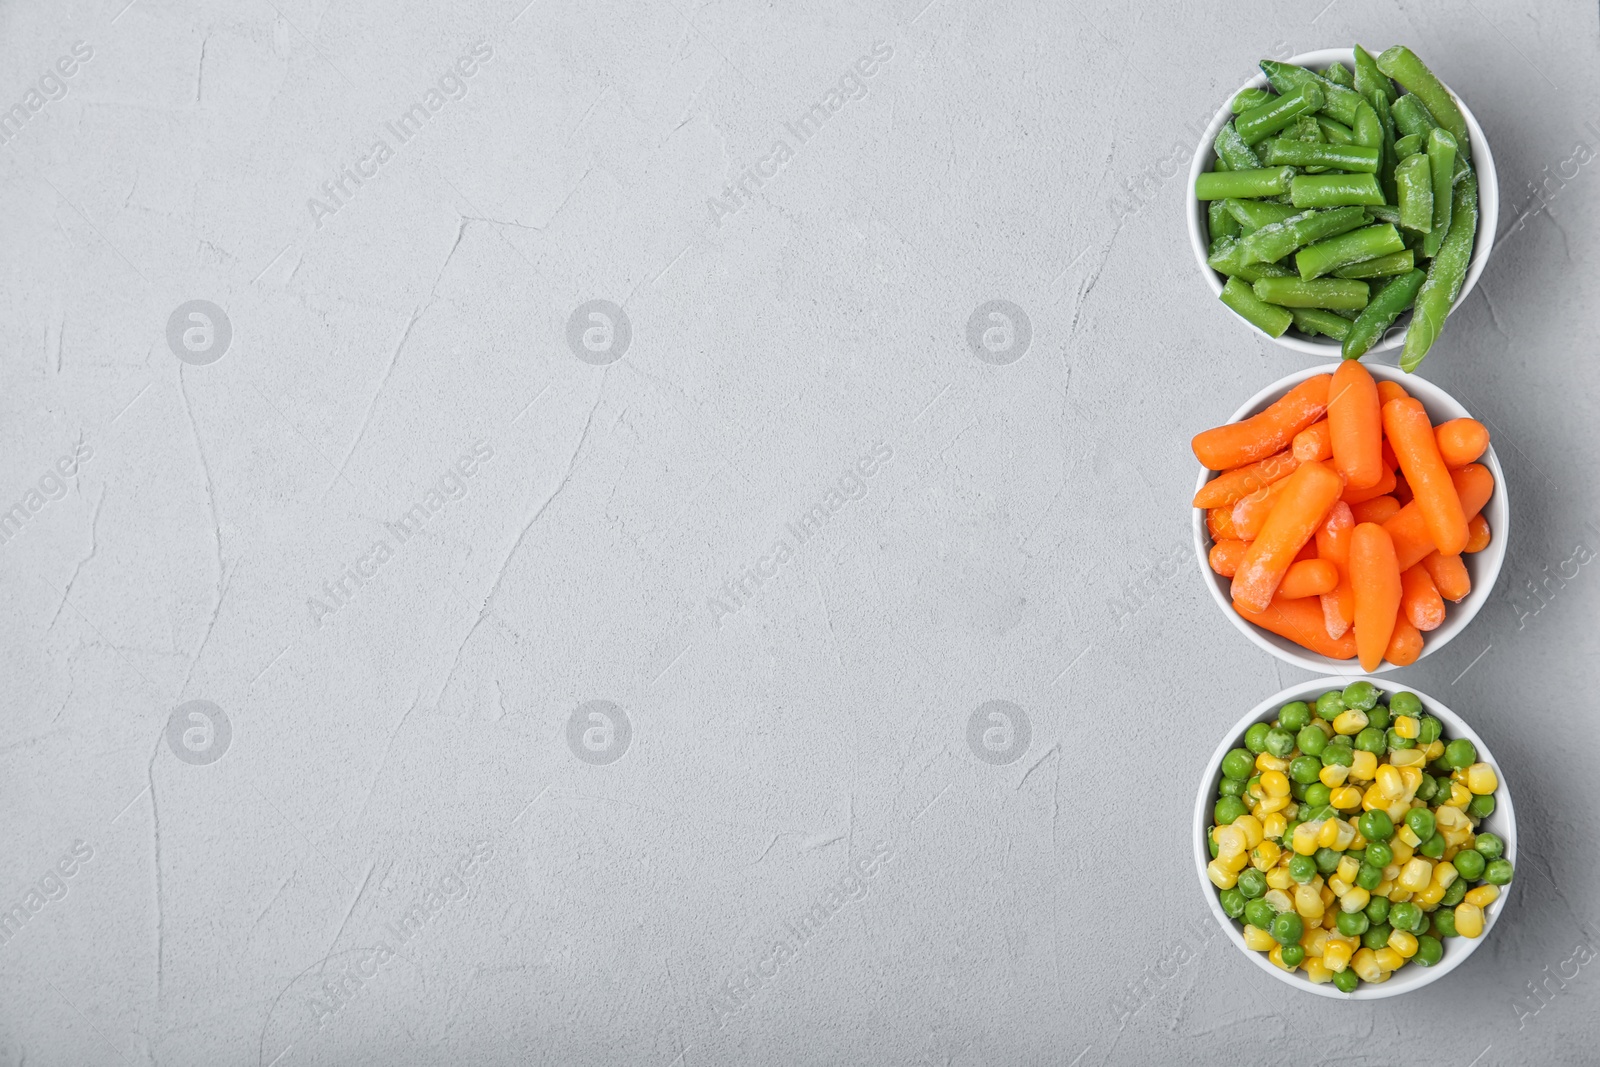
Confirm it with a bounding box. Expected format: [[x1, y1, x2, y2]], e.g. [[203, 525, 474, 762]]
[[1386, 797, 1411, 823], [1333, 821, 1358, 850], [1455, 902, 1485, 938], [1392, 715, 1419, 739], [1320, 764, 1350, 787], [1223, 849, 1249, 873], [1348, 829, 1367, 850], [1305, 929, 1329, 957], [1329, 786, 1363, 811], [1320, 883, 1337, 907], [1467, 763, 1499, 795], [1389, 889, 1413, 903], [1260, 770, 1290, 797], [1375, 879, 1394, 897], [1292, 822, 1321, 856], [1234, 814, 1265, 849], [1261, 812, 1287, 840], [1207, 860, 1237, 889], [1264, 888, 1293, 914], [1350, 751, 1378, 780], [1398, 858, 1434, 892], [1339, 887, 1370, 913], [1432, 860, 1459, 890], [1391, 838, 1415, 865], [1295, 885, 1325, 918], [1376, 765, 1405, 799], [1266, 866, 1295, 891], [1256, 752, 1289, 773], [1304, 957, 1334, 984], [1328, 875, 1351, 897], [1398, 825, 1422, 848], [1216, 824, 1247, 857], [1332, 709, 1369, 735], [1424, 739, 1445, 760], [1416, 883, 1446, 907], [1258, 794, 1290, 814], [1324, 940, 1353, 973], [1373, 946, 1404, 973], [1398, 767, 1423, 796], [1243, 924, 1276, 951], [1435, 805, 1468, 832], [1444, 825, 1474, 849], [1361, 785, 1386, 811], [1316, 820, 1342, 849], [1391, 748, 1425, 769], [1388, 929, 1419, 958], [1305, 912, 1323, 930], [1269, 944, 1297, 971], [1252, 840, 1282, 870], [1352, 947, 1382, 982], [1465, 884, 1500, 909], [1334, 855, 1360, 883], [1447, 782, 1472, 808]]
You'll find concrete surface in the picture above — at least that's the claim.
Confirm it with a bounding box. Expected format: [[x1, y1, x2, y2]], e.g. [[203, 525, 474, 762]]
[[3, 0, 1598, 1063]]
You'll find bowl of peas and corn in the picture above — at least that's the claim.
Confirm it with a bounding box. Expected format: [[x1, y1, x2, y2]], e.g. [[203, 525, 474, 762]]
[[1194, 679, 1515, 998], [1187, 47, 1499, 365]]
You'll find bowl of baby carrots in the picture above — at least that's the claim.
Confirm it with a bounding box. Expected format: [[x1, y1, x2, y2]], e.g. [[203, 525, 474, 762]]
[[1191, 361, 1507, 672]]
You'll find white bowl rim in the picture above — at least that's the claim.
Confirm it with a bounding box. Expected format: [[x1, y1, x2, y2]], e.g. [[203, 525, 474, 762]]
[[1193, 676, 1517, 999], [1192, 362, 1509, 674], [1186, 47, 1500, 357]]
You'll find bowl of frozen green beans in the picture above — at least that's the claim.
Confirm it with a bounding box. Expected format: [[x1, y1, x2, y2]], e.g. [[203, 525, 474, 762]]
[[1188, 48, 1498, 369]]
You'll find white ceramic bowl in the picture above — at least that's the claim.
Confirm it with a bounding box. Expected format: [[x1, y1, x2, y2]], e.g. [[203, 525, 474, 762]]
[[1188, 48, 1499, 356], [1194, 677, 1516, 999], [1193, 363, 1508, 674]]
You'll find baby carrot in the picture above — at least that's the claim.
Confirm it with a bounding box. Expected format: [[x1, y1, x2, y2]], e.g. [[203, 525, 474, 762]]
[[1435, 417, 1489, 468], [1279, 558, 1339, 599], [1385, 614, 1424, 666], [1393, 473, 1413, 505], [1209, 506, 1241, 542], [1383, 397, 1468, 556], [1400, 564, 1446, 631], [1193, 374, 1333, 471], [1423, 550, 1471, 602], [1234, 594, 1359, 659], [1384, 463, 1493, 570], [1464, 514, 1491, 553], [1232, 460, 1346, 614], [1350, 522, 1402, 672], [1329, 360, 1383, 489], [1232, 478, 1289, 541], [1376, 380, 1409, 406], [1210, 539, 1249, 577], [1350, 495, 1402, 525], [1292, 420, 1332, 462], [1193, 449, 1300, 509], [1342, 466, 1396, 505], [1316, 501, 1355, 640]]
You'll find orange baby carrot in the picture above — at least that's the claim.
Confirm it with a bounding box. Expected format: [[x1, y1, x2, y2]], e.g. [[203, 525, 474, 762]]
[[1342, 466, 1397, 505], [1294, 538, 1320, 562], [1330, 360, 1383, 489], [1386, 614, 1424, 666], [1384, 464, 1494, 571], [1209, 506, 1240, 542], [1279, 558, 1339, 599], [1392, 473, 1413, 505], [1381, 440, 1399, 470], [1423, 550, 1471, 602], [1316, 501, 1355, 640], [1233, 595, 1359, 660], [1193, 449, 1301, 509], [1400, 564, 1446, 631], [1350, 522, 1402, 672], [1377, 380, 1409, 406], [1231, 460, 1346, 614], [1464, 514, 1491, 553], [1293, 420, 1333, 463], [1350, 495, 1402, 525], [1382, 397, 1468, 556], [1193, 374, 1333, 471], [1231, 478, 1289, 541], [1209, 539, 1249, 577], [1435, 418, 1490, 468]]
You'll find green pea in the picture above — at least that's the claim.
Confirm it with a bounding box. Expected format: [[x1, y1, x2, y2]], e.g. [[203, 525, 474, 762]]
[[1219, 887, 1247, 918], [1355, 727, 1387, 754], [1405, 808, 1436, 841], [1440, 879, 1467, 907], [1415, 774, 1439, 802], [1419, 714, 1443, 744], [1342, 681, 1379, 711], [1271, 911, 1304, 946], [1214, 797, 1247, 825], [1414, 934, 1444, 966], [1346, 847, 1366, 865], [1237, 867, 1267, 898], [1281, 943, 1306, 967], [1355, 862, 1383, 891], [1208, 829, 1219, 858], [1335, 909, 1370, 937], [1302, 804, 1335, 823], [1315, 847, 1342, 874], [1265, 728, 1296, 758], [1245, 722, 1271, 753], [1453, 849, 1486, 881], [1432, 908, 1458, 937], [1290, 780, 1308, 802], [1365, 841, 1393, 868], [1246, 899, 1277, 930], [1485, 859, 1514, 885], [1469, 794, 1496, 819], [1419, 833, 1447, 859], [1321, 745, 1354, 768], [1222, 748, 1255, 780], [1365, 895, 1390, 925], [1473, 832, 1505, 861], [1290, 755, 1323, 785], [1279, 701, 1313, 731], [1297, 725, 1328, 757], [1358, 810, 1394, 842], [1389, 691, 1423, 718], [1386, 728, 1416, 750], [1218, 776, 1248, 797], [1329, 733, 1354, 748], [1332, 967, 1361, 992], [1390, 902, 1423, 933], [1282, 819, 1300, 843], [1289, 854, 1318, 883], [1445, 738, 1477, 769], [1316, 691, 1346, 720], [1304, 783, 1332, 809], [1363, 923, 1392, 949], [1366, 703, 1391, 731]]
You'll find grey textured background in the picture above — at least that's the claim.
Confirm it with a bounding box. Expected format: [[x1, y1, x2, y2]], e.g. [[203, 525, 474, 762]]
[[2, 0, 1598, 1064]]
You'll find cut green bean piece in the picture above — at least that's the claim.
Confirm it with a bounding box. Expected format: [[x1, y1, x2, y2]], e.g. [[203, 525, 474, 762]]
[[1373, 92, 1399, 204], [1232, 87, 1274, 114], [1377, 47, 1470, 160], [1292, 307, 1354, 341], [1353, 45, 1395, 105], [1221, 276, 1293, 337], [1235, 259, 1297, 284], [1223, 198, 1301, 232], [1352, 101, 1383, 150], [1197, 167, 1297, 200], [1390, 94, 1438, 139], [1209, 200, 1242, 241], [1236, 83, 1325, 144], [1325, 61, 1355, 88], [1316, 116, 1356, 145], [1395, 153, 1433, 233], [1213, 121, 1261, 171], [1260, 139, 1381, 172], [1254, 276, 1370, 311], [1260, 60, 1366, 126], [1366, 202, 1402, 226], [1296, 223, 1406, 280], [1424, 129, 1457, 258], [1343, 269, 1427, 359], [1393, 133, 1425, 159], [1333, 249, 1414, 279], [1402, 173, 1477, 372], [1291, 173, 1385, 208], [1238, 206, 1369, 265]]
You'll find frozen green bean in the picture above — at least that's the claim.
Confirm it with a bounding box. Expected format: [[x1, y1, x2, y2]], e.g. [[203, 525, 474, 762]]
[[1377, 47, 1471, 160], [1390, 94, 1437, 140], [1401, 173, 1477, 371], [1253, 276, 1371, 311], [1325, 62, 1355, 88], [1333, 249, 1414, 279], [1393, 133, 1424, 159], [1223, 198, 1301, 232], [1236, 83, 1325, 144], [1395, 154, 1433, 232], [1290, 173, 1385, 208], [1291, 307, 1355, 341], [1209, 200, 1242, 241], [1238, 206, 1370, 264], [1316, 116, 1356, 145], [1232, 87, 1274, 114], [1343, 269, 1427, 359], [1424, 129, 1457, 258], [1213, 121, 1261, 171], [1260, 139, 1381, 172], [1197, 167, 1297, 200], [1353, 45, 1395, 105], [1352, 101, 1383, 150], [1235, 260, 1297, 284], [1295, 223, 1406, 280], [1221, 276, 1293, 337], [1259, 60, 1366, 126]]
